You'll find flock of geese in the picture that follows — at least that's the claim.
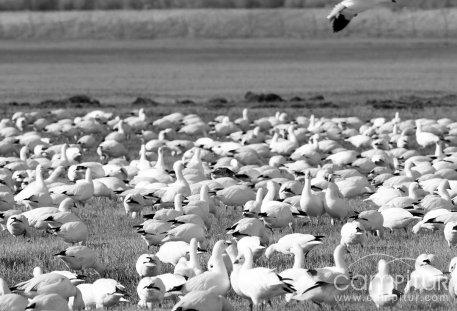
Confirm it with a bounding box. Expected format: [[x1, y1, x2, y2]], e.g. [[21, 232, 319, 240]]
[[1, 107, 457, 310]]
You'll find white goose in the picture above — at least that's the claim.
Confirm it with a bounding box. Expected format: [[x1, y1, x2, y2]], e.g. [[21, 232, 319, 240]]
[[327, 0, 397, 33], [173, 238, 204, 278], [444, 221, 457, 248], [405, 254, 447, 294], [369, 259, 402, 308], [171, 288, 233, 311], [136, 254, 162, 278], [235, 248, 295, 310], [26, 293, 70, 311], [324, 176, 353, 224], [137, 277, 165, 310], [14, 164, 53, 208], [290, 244, 351, 306], [168, 240, 230, 297], [53, 245, 104, 275], [0, 277, 28, 311], [6, 214, 30, 238], [48, 221, 89, 245], [279, 244, 310, 302], [265, 233, 324, 258], [49, 168, 94, 206], [299, 171, 325, 223], [75, 278, 128, 309], [10, 272, 77, 300]]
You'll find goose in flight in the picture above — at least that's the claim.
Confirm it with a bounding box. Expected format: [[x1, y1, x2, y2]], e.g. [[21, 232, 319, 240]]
[[327, 0, 397, 33]]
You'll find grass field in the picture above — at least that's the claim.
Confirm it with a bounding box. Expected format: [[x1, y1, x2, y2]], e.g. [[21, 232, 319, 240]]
[[1, 38, 457, 310]]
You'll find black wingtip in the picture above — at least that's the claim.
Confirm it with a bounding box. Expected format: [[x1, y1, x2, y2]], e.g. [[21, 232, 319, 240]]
[[332, 14, 351, 33]]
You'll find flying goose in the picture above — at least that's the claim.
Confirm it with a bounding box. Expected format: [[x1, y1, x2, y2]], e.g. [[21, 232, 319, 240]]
[[327, 0, 397, 33]]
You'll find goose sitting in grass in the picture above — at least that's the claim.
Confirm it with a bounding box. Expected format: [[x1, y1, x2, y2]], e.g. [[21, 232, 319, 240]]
[[136, 254, 163, 278], [21, 198, 77, 230], [156, 241, 206, 266], [137, 277, 166, 310], [405, 254, 447, 294], [10, 272, 77, 300], [173, 238, 204, 279], [340, 221, 366, 248], [14, 164, 53, 208], [290, 244, 351, 307], [49, 168, 94, 206], [279, 244, 310, 302], [171, 288, 234, 311], [167, 240, 230, 297], [26, 293, 71, 311], [6, 214, 30, 238], [32, 267, 86, 286], [0, 277, 28, 311], [74, 278, 128, 309], [226, 218, 270, 245]]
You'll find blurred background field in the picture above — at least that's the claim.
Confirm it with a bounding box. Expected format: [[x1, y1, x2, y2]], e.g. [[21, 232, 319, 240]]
[[0, 0, 456, 10], [0, 8, 457, 40]]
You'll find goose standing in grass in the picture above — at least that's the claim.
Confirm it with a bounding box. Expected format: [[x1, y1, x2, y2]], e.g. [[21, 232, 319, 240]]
[[53, 246, 104, 275], [48, 220, 89, 245], [124, 193, 146, 219], [381, 208, 421, 232], [235, 248, 295, 310], [327, 0, 398, 33], [324, 175, 354, 224], [444, 221, 457, 247], [137, 277, 165, 310], [350, 210, 384, 237], [369, 259, 402, 308], [265, 233, 324, 259], [299, 171, 325, 224]]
